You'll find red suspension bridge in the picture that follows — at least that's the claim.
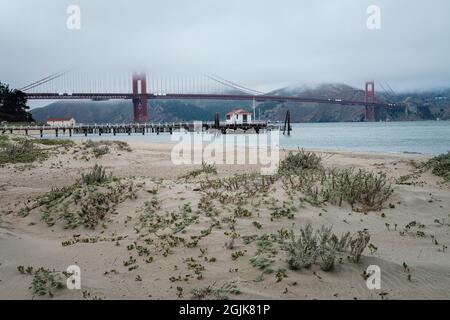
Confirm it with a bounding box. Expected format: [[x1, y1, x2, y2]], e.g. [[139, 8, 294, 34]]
[[20, 71, 399, 123]]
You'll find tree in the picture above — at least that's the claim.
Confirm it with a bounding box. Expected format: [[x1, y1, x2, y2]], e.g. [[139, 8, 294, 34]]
[[0, 81, 34, 122]]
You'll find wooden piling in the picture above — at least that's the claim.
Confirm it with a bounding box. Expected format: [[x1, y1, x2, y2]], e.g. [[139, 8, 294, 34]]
[[283, 110, 292, 136]]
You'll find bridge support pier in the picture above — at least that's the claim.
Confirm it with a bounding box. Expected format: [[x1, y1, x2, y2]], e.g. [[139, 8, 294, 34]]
[[132, 73, 148, 123], [365, 81, 376, 122]]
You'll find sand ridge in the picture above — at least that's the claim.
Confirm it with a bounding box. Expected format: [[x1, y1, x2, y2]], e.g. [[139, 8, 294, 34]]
[[0, 139, 449, 300]]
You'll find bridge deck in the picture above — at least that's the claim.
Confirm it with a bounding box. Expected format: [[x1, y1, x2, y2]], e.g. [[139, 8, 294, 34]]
[[24, 92, 393, 108]]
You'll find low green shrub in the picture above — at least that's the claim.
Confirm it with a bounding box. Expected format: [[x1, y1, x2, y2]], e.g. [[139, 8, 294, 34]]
[[37, 138, 74, 147], [181, 161, 217, 179], [279, 149, 323, 173], [92, 146, 110, 158], [422, 152, 450, 181], [0, 139, 48, 164], [283, 225, 370, 271], [349, 230, 371, 262], [80, 164, 111, 185], [323, 168, 393, 211], [17, 266, 67, 297]]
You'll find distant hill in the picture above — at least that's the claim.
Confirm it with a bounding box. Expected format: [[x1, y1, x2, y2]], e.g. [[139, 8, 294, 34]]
[[268, 83, 367, 100], [31, 83, 450, 123], [31, 99, 256, 123], [32, 100, 217, 123]]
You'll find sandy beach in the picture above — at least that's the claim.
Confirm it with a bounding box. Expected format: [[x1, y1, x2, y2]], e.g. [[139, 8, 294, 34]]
[[0, 137, 449, 300]]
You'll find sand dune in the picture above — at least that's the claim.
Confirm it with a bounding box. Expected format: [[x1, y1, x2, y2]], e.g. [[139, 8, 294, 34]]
[[0, 139, 449, 300]]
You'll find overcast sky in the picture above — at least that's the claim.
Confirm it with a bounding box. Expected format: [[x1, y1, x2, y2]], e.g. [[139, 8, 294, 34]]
[[1, 0, 450, 95]]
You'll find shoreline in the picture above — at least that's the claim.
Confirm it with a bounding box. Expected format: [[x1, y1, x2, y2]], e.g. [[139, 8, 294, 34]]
[[8, 131, 442, 157]]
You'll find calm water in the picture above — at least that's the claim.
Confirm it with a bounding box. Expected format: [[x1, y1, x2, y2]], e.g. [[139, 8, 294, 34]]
[[44, 121, 450, 155], [280, 121, 450, 155]]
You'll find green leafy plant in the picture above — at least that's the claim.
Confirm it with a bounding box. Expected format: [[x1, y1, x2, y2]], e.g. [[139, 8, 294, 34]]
[[181, 161, 217, 179], [323, 168, 393, 211], [231, 250, 245, 260], [283, 225, 369, 270], [349, 230, 371, 262], [191, 282, 240, 300], [284, 224, 319, 270], [80, 164, 111, 185], [234, 206, 252, 218], [422, 152, 450, 181], [17, 266, 67, 297], [0, 139, 48, 164], [92, 146, 109, 158], [279, 149, 323, 173]]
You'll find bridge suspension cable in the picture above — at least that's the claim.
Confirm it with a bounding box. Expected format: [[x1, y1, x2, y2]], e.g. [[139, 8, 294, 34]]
[[206, 74, 264, 95], [377, 82, 394, 102], [383, 80, 396, 97], [377, 80, 399, 104], [18, 70, 264, 97], [20, 71, 69, 92]]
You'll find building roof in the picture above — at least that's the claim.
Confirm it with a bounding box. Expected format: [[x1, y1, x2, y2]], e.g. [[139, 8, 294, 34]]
[[47, 117, 74, 122], [226, 108, 252, 116]]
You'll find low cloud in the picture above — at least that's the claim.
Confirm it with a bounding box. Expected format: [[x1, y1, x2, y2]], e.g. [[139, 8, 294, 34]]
[[1, 0, 449, 93]]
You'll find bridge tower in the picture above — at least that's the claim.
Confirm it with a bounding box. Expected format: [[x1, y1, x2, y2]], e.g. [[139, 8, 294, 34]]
[[365, 81, 376, 122], [132, 73, 148, 123]]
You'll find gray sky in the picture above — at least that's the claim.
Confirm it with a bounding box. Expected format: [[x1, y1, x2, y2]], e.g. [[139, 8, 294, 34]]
[[1, 0, 450, 95]]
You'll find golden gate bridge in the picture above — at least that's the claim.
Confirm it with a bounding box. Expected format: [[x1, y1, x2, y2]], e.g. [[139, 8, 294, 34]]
[[20, 71, 399, 123]]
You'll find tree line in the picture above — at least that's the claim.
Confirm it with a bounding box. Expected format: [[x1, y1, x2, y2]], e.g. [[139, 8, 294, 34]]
[[0, 81, 34, 122]]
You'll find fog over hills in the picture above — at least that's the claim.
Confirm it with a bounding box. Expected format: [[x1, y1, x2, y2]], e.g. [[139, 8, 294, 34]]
[[31, 83, 449, 123]]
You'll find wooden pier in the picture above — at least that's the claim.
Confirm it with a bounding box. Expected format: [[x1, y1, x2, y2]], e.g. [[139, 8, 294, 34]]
[[1, 121, 288, 137]]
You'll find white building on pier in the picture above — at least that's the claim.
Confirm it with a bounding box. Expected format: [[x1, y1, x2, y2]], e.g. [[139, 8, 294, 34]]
[[225, 109, 252, 125], [47, 117, 76, 127]]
